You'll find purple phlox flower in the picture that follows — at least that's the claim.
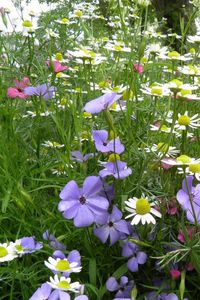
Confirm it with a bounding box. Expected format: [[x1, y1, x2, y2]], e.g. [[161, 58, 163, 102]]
[[92, 130, 124, 154], [147, 292, 179, 300], [29, 282, 52, 300], [43, 230, 66, 251], [94, 205, 129, 245], [24, 83, 55, 100], [58, 176, 109, 227], [99, 160, 132, 180], [99, 182, 115, 203], [18, 236, 43, 254], [121, 239, 147, 272], [106, 276, 134, 298], [83, 92, 122, 114], [46, 290, 88, 300], [176, 176, 200, 224], [70, 151, 94, 163]]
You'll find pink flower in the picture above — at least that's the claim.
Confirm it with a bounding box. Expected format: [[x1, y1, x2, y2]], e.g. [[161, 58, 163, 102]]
[[177, 228, 195, 243], [46, 60, 68, 73], [7, 77, 30, 99], [133, 64, 144, 74], [170, 269, 181, 280]]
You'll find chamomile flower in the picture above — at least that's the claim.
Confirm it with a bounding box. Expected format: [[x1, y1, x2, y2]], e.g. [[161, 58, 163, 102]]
[[177, 163, 200, 181], [187, 35, 200, 43], [144, 142, 179, 158], [48, 274, 81, 292], [175, 112, 200, 130], [0, 243, 17, 262], [125, 196, 161, 225], [177, 65, 200, 76], [161, 155, 200, 167], [159, 51, 192, 61], [141, 83, 171, 97], [45, 257, 82, 274]]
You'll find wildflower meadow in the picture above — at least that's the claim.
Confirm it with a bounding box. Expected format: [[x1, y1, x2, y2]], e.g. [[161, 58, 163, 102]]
[[1, 0, 200, 299]]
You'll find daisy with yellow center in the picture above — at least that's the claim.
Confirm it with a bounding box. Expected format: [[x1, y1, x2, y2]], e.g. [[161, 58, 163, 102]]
[[145, 143, 179, 158], [48, 274, 81, 292], [161, 155, 200, 168], [44, 257, 82, 274], [141, 83, 171, 97], [174, 111, 200, 130], [0, 243, 17, 262], [125, 196, 161, 225]]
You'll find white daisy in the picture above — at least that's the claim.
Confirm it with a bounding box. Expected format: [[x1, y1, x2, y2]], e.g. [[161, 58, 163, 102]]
[[0, 243, 17, 262], [44, 257, 82, 273], [161, 155, 200, 167], [177, 163, 200, 181], [144, 142, 179, 158], [141, 84, 171, 97], [175, 111, 200, 130], [125, 196, 161, 225], [47, 274, 81, 292]]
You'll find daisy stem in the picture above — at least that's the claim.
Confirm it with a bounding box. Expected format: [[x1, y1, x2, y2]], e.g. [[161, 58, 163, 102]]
[[183, 170, 198, 228]]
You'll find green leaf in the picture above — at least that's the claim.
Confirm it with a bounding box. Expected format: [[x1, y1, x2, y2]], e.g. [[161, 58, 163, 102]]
[[89, 258, 96, 286]]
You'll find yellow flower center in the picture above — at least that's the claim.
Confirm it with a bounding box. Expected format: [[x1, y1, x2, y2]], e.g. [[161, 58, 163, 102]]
[[55, 259, 70, 271], [180, 89, 192, 96], [136, 198, 150, 215], [83, 112, 92, 118], [160, 125, 169, 131], [0, 247, 8, 258], [22, 20, 33, 27], [176, 155, 191, 164], [15, 245, 23, 252], [75, 10, 83, 17], [57, 280, 70, 289], [55, 53, 63, 61], [108, 154, 120, 162], [168, 51, 180, 58], [122, 90, 134, 100], [189, 48, 196, 54], [110, 102, 117, 110], [157, 142, 169, 153], [169, 79, 183, 88], [151, 86, 163, 95], [178, 115, 190, 126], [61, 18, 69, 23], [60, 98, 67, 105], [98, 80, 110, 89], [189, 164, 200, 173], [114, 45, 122, 51]]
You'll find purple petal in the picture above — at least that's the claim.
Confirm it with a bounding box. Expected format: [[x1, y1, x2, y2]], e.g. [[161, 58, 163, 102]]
[[137, 251, 147, 264], [29, 283, 52, 300], [87, 196, 109, 213], [92, 130, 109, 152], [110, 205, 122, 222], [83, 176, 103, 197], [58, 199, 78, 212], [74, 296, 89, 300], [24, 86, 37, 96], [94, 226, 110, 243], [59, 180, 80, 201], [83, 93, 122, 114], [127, 256, 138, 272], [109, 227, 121, 245], [70, 151, 84, 162], [63, 203, 79, 219], [106, 277, 119, 291], [176, 190, 189, 210], [53, 250, 65, 259], [107, 138, 125, 154], [182, 176, 194, 193], [114, 220, 130, 235], [68, 250, 81, 265], [83, 153, 94, 161], [74, 205, 94, 227], [120, 276, 128, 286]]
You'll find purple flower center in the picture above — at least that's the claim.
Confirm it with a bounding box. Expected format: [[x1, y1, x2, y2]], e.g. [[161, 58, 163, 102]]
[[79, 196, 86, 204], [103, 142, 107, 146], [108, 221, 113, 227]]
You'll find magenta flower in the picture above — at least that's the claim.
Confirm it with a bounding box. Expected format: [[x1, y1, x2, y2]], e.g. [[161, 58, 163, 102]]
[[24, 83, 55, 100], [176, 176, 200, 224], [133, 64, 144, 74], [106, 276, 134, 298], [58, 176, 109, 227], [99, 161, 132, 180], [92, 130, 124, 154], [94, 205, 129, 245], [7, 77, 30, 99], [83, 92, 122, 114], [46, 60, 68, 73]]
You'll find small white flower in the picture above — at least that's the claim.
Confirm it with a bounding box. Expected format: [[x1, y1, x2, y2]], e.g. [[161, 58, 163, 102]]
[[161, 155, 200, 167], [141, 84, 171, 97], [125, 196, 161, 225], [144, 142, 179, 158], [44, 257, 82, 273], [47, 274, 81, 292], [0, 243, 17, 262]]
